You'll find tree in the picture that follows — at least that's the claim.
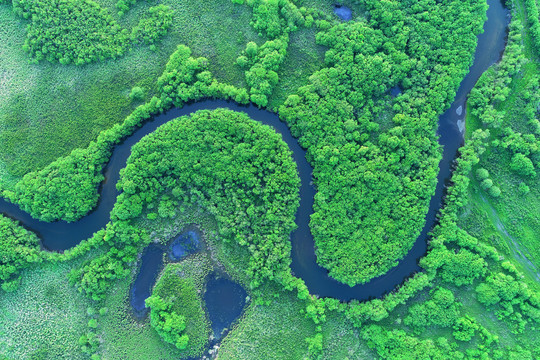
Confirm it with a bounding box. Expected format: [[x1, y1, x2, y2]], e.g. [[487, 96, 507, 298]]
[[453, 316, 478, 341], [518, 182, 530, 194], [476, 168, 489, 180], [246, 41, 258, 57], [510, 153, 536, 178], [404, 287, 461, 331], [488, 186, 501, 197], [146, 294, 189, 350], [480, 178, 493, 190]]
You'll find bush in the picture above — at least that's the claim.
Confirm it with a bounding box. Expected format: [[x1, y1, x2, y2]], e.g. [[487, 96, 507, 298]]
[[510, 153, 536, 178], [481, 178, 493, 190], [145, 294, 189, 349], [488, 186, 501, 197], [453, 316, 478, 342], [476, 168, 489, 180], [0, 215, 42, 290], [518, 182, 530, 195], [129, 87, 145, 101]]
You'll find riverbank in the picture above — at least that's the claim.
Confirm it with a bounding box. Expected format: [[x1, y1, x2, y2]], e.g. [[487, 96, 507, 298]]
[[460, 2, 540, 284]]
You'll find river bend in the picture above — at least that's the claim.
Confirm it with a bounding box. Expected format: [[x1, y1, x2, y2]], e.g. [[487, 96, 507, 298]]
[[0, 0, 508, 301]]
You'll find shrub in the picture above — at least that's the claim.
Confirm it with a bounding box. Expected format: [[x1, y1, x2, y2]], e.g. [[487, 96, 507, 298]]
[[518, 182, 530, 195], [476, 168, 489, 180], [510, 153, 536, 178], [488, 186, 501, 197], [129, 87, 145, 101], [481, 178, 493, 190]]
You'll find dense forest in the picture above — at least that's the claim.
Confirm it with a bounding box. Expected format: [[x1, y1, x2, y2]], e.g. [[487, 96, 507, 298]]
[[14, 0, 173, 65], [67, 108, 300, 301], [280, 0, 487, 285], [0, 0, 538, 359]]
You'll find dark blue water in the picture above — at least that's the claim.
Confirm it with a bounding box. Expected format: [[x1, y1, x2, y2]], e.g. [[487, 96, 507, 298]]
[[130, 245, 164, 314], [130, 228, 203, 316], [0, 0, 509, 302], [390, 86, 402, 97], [334, 5, 352, 21], [169, 230, 200, 261], [204, 274, 247, 339]]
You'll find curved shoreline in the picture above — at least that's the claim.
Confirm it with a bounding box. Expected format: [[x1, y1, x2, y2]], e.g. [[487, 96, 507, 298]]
[[0, 0, 508, 302]]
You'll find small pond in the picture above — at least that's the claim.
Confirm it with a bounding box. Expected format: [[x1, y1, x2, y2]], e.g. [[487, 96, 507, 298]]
[[334, 4, 352, 21], [204, 274, 248, 340], [168, 229, 201, 261], [130, 228, 247, 342], [390, 85, 402, 97], [130, 244, 164, 315]]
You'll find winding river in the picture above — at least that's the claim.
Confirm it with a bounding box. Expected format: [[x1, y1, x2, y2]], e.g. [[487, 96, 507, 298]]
[[0, 0, 508, 302]]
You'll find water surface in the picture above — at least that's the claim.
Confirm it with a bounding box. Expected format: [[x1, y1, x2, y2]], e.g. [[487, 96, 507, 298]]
[[204, 274, 247, 339], [334, 4, 352, 21]]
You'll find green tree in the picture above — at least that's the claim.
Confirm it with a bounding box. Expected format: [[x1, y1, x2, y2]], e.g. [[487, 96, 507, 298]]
[[476, 168, 489, 180], [510, 153, 536, 178]]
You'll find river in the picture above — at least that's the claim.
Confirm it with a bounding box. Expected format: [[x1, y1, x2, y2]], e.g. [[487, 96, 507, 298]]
[[0, 0, 508, 303]]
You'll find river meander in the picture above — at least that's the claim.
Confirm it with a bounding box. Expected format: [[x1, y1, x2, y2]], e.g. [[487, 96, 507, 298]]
[[0, 0, 508, 303]]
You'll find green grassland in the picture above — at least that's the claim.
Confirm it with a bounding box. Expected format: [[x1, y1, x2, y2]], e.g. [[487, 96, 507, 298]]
[[218, 286, 316, 360], [0, 258, 92, 359], [460, 2, 540, 279], [98, 270, 186, 360]]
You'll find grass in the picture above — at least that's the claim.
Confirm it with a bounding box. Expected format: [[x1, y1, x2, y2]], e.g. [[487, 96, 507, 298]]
[[459, 44, 540, 279], [320, 311, 375, 360], [0, 258, 92, 360], [0, 203, 254, 360], [98, 271, 185, 360], [218, 284, 376, 360], [268, 26, 326, 109], [375, 277, 540, 357], [0, 4, 149, 186], [0, 1, 538, 359]]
